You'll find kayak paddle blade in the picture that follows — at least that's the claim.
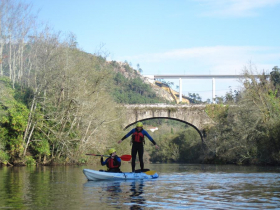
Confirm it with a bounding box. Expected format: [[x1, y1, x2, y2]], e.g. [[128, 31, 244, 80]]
[[143, 170, 156, 175], [120, 155, 132, 161]]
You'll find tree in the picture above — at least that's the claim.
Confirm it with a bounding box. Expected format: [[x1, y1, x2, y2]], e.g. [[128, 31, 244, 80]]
[[204, 65, 280, 165], [136, 63, 143, 74], [0, 0, 128, 164], [188, 93, 202, 104], [270, 66, 280, 96]]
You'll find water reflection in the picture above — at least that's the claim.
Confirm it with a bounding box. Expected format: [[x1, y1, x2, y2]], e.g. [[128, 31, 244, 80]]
[[83, 180, 122, 209], [83, 179, 149, 210], [129, 181, 145, 210], [0, 164, 280, 209]]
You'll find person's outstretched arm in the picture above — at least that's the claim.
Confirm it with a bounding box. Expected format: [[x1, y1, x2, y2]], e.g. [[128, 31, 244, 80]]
[[118, 128, 135, 144]]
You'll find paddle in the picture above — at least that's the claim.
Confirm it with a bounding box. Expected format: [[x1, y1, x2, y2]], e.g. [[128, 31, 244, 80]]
[[86, 154, 132, 161]]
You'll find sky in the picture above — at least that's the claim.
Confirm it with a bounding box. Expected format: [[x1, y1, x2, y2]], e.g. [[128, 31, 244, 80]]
[[26, 0, 280, 101]]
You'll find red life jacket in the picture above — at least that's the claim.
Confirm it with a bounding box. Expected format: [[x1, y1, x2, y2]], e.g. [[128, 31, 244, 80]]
[[132, 131, 144, 143], [107, 157, 120, 169]]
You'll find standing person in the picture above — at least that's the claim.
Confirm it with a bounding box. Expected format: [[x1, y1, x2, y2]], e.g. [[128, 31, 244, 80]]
[[101, 148, 121, 172], [118, 122, 159, 172]]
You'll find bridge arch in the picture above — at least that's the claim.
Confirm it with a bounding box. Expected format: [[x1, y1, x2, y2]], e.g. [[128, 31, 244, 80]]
[[124, 117, 204, 143], [122, 104, 213, 143]]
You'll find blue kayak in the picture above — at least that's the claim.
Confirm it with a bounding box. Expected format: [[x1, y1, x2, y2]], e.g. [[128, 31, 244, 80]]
[[83, 169, 159, 181]]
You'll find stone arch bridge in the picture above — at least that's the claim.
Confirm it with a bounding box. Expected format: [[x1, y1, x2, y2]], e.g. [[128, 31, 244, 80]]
[[122, 104, 214, 142]]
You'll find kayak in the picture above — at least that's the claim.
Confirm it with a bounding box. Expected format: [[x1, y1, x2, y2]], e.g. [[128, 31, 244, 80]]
[[83, 169, 159, 181]]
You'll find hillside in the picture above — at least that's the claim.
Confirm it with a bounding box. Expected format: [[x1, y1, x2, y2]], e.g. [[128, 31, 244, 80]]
[[147, 80, 190, 104], [108, 60, 189, 104]]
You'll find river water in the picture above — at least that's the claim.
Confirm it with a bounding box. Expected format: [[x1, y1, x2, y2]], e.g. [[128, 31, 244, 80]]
[[0, 163, 280, 209]]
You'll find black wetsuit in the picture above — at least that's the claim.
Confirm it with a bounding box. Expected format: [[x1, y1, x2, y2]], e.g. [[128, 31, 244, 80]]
[[131, 142, 144, 172], [121, 128, 157, 172]]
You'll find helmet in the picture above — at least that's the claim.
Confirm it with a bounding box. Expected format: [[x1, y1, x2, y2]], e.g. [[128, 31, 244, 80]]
[[108, 148, 116, 154], [136, 122, 143, 127]]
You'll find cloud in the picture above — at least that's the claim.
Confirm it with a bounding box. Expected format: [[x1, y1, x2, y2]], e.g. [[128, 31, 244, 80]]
[[120, 46, 280, 75], [195, 0, 280, 17], [117, 45, 280, 100]]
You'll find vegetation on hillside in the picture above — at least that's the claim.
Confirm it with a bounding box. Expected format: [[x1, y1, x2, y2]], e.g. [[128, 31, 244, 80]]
[[204, 66, 280, 165], [0, 0, 167, 166], [1, 1, 280, 167], [0, 1, 128, 165], [112, 72, 166, 104], [131, 66, 280, 166]]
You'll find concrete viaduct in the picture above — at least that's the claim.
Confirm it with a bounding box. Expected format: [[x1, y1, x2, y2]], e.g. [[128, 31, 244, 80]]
[[144, 74, 261, 103], [122, 104, 214, 142]]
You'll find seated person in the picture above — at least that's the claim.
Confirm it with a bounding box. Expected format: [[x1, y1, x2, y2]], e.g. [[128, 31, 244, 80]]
[[101, 148, 121, 172]]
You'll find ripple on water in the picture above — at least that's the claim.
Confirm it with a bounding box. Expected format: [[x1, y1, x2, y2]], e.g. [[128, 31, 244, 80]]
[[1, 164, 280, 209]]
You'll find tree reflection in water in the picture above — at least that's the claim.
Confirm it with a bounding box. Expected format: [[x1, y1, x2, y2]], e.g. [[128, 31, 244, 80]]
[[83, 179, 148, 210]]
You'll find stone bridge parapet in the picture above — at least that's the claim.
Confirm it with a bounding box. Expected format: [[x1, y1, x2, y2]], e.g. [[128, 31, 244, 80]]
[[122, 104, 213, 132]]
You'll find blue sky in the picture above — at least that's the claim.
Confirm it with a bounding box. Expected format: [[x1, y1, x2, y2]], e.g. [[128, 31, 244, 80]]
[[27, 0, 280, 101]]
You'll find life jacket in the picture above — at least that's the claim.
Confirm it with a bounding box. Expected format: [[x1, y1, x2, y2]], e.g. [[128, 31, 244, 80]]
[[106, 157, 120, 169], [132, 130, 145, 143]]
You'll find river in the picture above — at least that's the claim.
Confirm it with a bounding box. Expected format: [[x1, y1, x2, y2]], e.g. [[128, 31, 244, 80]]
[[0, 163, 279, 209]]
